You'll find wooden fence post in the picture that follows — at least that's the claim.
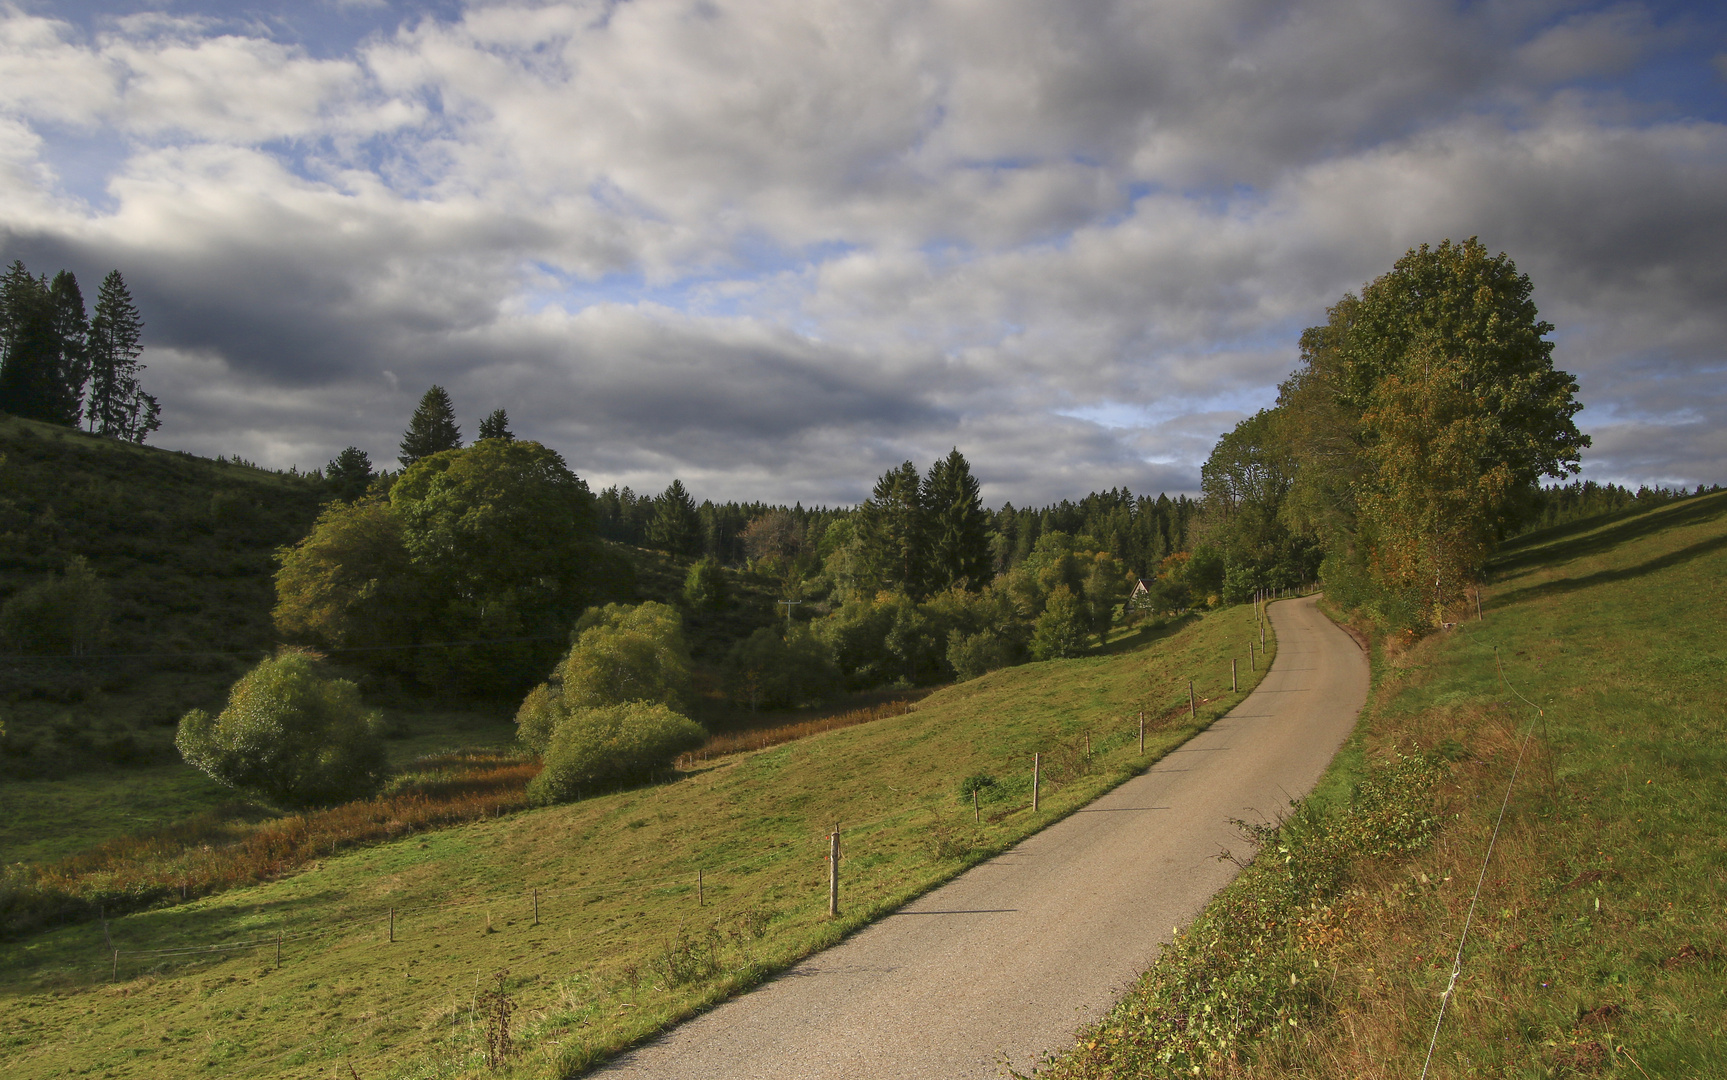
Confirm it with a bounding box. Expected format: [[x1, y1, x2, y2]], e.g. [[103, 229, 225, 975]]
[[533, 888, 540, 925], [973, 788, 980, 825], [111, 949, 118, 983], [388, 908, 394, 943], [1032, 753, 1041, 812], [1250, 640, 1255, 671], [1188, 680, 1196, 718], [828, 832, 840, 917], [275, 931, 282, 969], [1232, 658, 1238, 692], [1138, 711, 1145, 755], [697, 871, 703, 908]]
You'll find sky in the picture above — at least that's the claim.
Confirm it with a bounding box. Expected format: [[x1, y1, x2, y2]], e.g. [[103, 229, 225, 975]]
[[1, 0, 1724, 507]]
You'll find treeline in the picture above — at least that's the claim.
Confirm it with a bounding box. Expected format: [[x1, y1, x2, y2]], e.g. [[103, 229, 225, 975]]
[[1517, 480, 1722, 535], [0, 262, 158, 440]]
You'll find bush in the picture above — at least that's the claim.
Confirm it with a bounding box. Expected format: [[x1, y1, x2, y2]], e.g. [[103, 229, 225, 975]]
[[947, 629, 1016, 681], [682, 556, 728, 611], [0, 556, 110, 655], [559, 602, 693, 711], [723, 625, 841, 710], [526, 702, 705, 804], [175, 652, 388, 808]]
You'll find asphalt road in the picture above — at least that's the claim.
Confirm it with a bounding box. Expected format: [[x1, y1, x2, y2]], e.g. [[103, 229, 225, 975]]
[[598, 594, 1369, 1079]]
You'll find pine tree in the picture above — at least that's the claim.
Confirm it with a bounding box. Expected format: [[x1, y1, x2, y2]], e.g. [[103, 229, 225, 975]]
[[87, 270, 156, 441], [0, 261, 83, 425], [477, 408, 514, 441], [325, 446, 376, 502], [922, 448, 991, 591], [398, 385, 462, 467]]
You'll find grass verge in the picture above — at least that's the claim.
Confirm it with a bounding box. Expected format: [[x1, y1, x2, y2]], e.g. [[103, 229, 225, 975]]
[[0, 604, 1273, 1079], [1036, 490, 1727, 1078]]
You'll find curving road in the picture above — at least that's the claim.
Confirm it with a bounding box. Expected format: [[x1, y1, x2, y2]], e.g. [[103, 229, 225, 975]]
[[598, 594, 1368, 1079]]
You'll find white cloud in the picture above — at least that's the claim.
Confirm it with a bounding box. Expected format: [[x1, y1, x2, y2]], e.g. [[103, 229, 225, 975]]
[[0, 0, 1723, 502]]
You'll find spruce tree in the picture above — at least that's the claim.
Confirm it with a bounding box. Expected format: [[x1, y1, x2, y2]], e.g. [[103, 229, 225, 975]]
[[922, 448, 991, 591], [856, 461, 928, 597], [477, 407, 514, 441], [325, 446, 376, 502], [646, 479, 702, 555], [398, 385, 462, 467], [47, 271, 88, 424], [87, 270, 156, 441]]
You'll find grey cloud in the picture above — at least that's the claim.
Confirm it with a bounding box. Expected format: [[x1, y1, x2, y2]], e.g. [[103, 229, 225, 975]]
[[1, 1, 1723, 506]]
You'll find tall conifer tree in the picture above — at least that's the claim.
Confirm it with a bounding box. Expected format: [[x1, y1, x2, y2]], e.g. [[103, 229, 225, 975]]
[[398, 385, 462, 467], [922, 448, 991, 591], [86, 270, 156, 441]]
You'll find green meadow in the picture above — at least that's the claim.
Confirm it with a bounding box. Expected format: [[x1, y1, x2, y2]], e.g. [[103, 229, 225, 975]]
[[0, 602, 1274, 1078]]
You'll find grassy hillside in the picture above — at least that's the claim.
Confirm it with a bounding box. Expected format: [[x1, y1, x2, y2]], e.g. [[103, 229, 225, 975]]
[[1040, 490, 1727, 1078], [0, 601, 1275, 1079], [0, 414, 327, 776]]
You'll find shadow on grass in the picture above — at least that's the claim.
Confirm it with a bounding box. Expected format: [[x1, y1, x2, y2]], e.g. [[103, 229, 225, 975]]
[[1096, 614, 1197, 657], [1493, 491, 1727, 575], [1491, 530, 1727, 609]]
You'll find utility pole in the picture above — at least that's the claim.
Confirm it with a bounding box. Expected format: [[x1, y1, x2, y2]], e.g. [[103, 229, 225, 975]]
[[778, 599, 801, 626]]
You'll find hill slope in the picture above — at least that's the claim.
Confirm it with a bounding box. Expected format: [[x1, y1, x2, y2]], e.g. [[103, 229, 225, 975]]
[[0, 601, 1273, 1078], [1039, 489, 1727, 1078]]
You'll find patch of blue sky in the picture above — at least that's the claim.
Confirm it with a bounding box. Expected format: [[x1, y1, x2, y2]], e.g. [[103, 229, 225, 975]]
[[42, 0, 450, 61], [519, 238, 844, 319], [32, 124, 132, 213]]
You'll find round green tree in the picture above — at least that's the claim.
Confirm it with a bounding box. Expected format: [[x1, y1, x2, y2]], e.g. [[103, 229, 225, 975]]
[[175, 652, 388, 808]]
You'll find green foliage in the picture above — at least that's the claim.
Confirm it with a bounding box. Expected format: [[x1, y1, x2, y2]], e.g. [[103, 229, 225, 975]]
[[525, 701, 705, 805], [682, 555, 728, 611], [1029, 586, 1087, 660], [477, 408, 514, 441], [85, 270, 157, 441], [923, 447, 991, 591], [0, 261, 83, 427], [854, 461, 928, 597], [1041, 755, 1444, 1079], [272, 497, 422, 653], [1200, 409, 1321, 598], [946, 628, 1017, 681], [397, 385, 461, 467], [516, 602, 694, 753], [0, 555, 110, 655], [323, 446, 375, 502], [646, 479, 702, 555], [722, 624, 841, 710], [1280, 238, 1587, 622], [174, 652, 388, 808]]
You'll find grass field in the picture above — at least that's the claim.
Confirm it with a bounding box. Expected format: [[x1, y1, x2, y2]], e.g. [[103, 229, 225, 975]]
[[1040, 490, 1727, 1078], [0, 600, 1275, 1078]]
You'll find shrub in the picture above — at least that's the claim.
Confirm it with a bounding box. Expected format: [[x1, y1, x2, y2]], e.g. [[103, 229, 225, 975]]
[[723, 625, 841, 710], [175, 652, 388, 808], [0, 556, 110, 655], [526, 702, 705, 804], [682, 556, 728, 611], [559, 602, 693, 710], [946, 629, 1016, 681]]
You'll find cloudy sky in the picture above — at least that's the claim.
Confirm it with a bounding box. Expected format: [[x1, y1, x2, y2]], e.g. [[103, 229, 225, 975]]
[[2, 0, 1723, 505]]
